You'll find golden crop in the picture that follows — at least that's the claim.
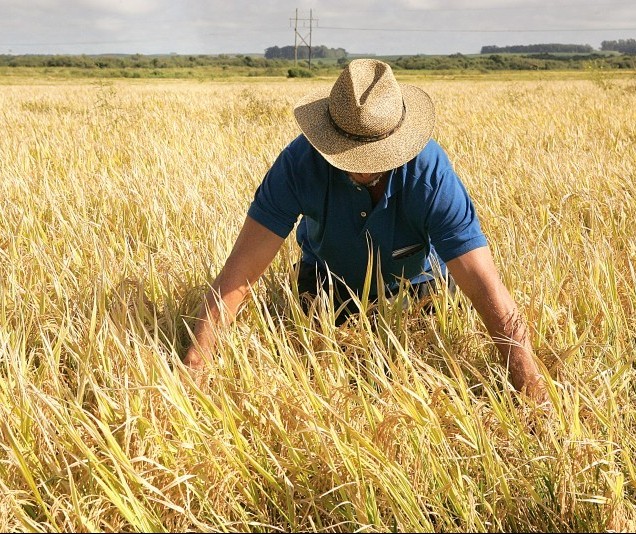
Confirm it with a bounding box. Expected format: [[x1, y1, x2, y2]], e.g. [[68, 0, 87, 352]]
[[0, 74, 635, 532]]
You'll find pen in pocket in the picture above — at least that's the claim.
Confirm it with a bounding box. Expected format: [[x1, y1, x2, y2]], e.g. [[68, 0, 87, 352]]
[[392, 243, 425, 259]]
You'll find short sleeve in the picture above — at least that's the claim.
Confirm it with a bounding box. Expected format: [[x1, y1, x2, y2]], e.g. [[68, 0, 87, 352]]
[[247, 147, 303, 239], [424, 167, 488, 262]]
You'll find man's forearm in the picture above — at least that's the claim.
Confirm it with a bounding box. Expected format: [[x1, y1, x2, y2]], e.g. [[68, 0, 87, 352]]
[[182, 217, 285, 370], [446, 248, 547, 401]]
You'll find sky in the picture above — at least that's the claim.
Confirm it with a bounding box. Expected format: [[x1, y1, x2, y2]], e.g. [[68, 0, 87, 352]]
[[2, 0, 635, 56]]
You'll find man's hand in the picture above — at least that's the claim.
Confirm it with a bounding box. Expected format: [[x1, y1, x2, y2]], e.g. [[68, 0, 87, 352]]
[[182, 344, 208, 370]]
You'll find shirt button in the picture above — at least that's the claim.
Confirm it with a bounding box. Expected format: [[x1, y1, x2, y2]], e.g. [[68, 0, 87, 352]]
[[360, 211, 367, 217], [356, 187, 362, 191]]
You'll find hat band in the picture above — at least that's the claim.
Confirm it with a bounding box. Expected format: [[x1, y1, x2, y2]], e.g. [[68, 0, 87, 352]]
[[328, 101, 406, 143]]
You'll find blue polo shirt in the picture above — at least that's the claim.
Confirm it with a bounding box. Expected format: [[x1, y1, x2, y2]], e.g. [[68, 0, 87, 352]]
[[247, 135, 487, 296]]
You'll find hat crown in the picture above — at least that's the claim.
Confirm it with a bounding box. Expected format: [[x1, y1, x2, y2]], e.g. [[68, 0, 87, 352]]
[[328, 59, 403, 139]]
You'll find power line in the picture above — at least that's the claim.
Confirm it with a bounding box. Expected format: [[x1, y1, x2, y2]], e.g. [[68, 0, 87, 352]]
[[318, 25, 636, 33], [0, 39, 158, 47], [330, 2, 635, 13]]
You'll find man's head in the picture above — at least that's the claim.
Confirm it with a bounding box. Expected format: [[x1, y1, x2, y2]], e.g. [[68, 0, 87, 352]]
[[293, 59, 435, 174]]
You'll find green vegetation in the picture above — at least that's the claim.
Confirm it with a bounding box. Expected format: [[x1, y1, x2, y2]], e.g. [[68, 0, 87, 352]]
[[0, 51, 635, 80], [391, 52, 635, 72], [481, 43, 596, 54], [286, 67, 314, 78]]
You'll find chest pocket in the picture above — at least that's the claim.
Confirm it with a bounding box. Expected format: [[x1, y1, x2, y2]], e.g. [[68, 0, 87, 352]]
[[388, 242, 429, 282]]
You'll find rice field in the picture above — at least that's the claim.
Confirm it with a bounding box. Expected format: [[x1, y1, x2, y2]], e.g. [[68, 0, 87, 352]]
[[1, 72, 635, 532]]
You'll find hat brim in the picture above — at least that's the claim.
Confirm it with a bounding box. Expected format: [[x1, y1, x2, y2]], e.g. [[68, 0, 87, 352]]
[[293, 84, 435, 173]]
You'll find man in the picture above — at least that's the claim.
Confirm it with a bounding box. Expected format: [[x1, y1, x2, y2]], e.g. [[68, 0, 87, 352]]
[[183, 59, 547, 402]]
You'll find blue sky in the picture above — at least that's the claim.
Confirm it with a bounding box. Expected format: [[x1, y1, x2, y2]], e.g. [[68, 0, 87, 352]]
[[2, 0, 635, 56]]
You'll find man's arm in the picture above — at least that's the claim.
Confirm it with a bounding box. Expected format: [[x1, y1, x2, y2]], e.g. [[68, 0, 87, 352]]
[[183, 215, 284, 369], [445, 246, 547, 402]]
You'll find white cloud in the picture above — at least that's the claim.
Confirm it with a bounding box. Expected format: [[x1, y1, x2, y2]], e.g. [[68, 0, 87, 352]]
[[77, 0, 159, 16], [0, 0, 634, 55]]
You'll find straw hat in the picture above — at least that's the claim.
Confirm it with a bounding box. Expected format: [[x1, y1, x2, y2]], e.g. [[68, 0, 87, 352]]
[[293, 59, 435, 173]]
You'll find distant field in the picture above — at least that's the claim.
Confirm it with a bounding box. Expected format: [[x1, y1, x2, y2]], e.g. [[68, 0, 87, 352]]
[[0, 60, 634, 82], [1, 73, 635, 532]]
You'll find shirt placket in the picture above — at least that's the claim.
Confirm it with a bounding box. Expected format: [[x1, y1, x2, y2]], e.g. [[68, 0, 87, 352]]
[[347, 183, 374, 234]]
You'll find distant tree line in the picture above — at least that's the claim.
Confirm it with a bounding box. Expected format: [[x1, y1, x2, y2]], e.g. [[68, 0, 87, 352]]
[[480, 43, 595, 54], [0, 53, 288, 69], [391, 52, 635, 71], [601, 39, 636, 54], [264, 45, 347, 60], [1, 48, 634, 78]]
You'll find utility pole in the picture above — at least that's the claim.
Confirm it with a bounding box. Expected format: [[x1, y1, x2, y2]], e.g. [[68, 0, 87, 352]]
[[290, 8, 317, 69]]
